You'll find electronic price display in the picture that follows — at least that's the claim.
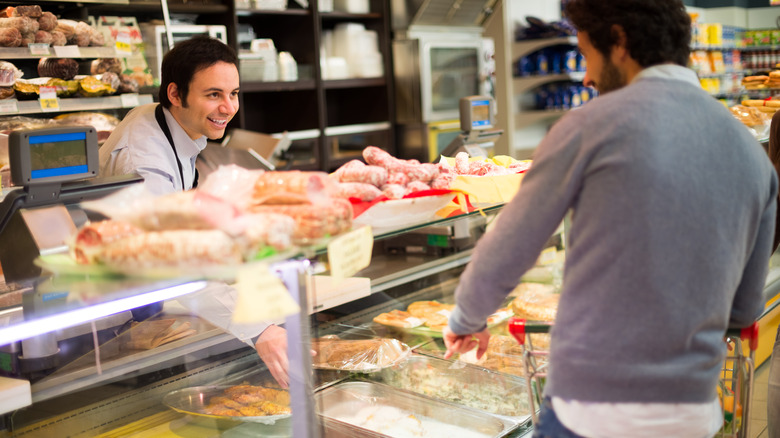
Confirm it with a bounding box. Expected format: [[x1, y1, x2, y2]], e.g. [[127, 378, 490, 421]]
[[9, 126, 98, 186], [459, 96, 496, 132]]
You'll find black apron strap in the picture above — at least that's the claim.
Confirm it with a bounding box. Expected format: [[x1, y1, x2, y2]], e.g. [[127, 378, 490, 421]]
[[154, 104, 198, 190]]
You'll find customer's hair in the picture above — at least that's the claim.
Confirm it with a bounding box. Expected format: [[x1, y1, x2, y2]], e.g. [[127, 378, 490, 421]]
[[159, 35, 238, 108], [565, 0, 691, 67]]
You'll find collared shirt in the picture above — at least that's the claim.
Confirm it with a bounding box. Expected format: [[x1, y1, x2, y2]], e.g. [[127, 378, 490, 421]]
[[551, 63, 727, 438], [99, 103, 206, 196]]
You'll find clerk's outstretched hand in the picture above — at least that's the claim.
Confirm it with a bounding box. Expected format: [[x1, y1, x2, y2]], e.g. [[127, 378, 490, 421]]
[[443, 326, 491, 360], [255, 324, 289, 388]]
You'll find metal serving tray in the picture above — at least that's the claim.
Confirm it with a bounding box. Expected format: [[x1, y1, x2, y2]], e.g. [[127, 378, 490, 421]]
[[316, 380, 517, 438], [373, 354, 533, 421], [163, 385, 291, 426]]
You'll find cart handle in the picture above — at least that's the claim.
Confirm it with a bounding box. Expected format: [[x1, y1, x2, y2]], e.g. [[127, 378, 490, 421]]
[[740, 322, 760, 352], [508, 317, 554, 345]]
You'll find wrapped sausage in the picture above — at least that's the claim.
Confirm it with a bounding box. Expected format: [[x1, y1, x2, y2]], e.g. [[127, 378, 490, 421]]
[[20, 32, 34, 46], [430, 173, 456, 190], [249, 198, 353, 241], [91, 58, 123, 75], [0, 61, 22, 86], [11, 5, 42, 18], [0, 16, 38, 34], [54, 19, 76, 39], [252, 171, 339, 205], [38, 11, 57, 32], [381, 184, 407, 200], [336, 164, 388, 187], [50, 30, 66, 46], [0, 27, 21, 47], [34, 30, 52, 44], [406, 180, 431, 193], [337, 182, 382, 201], [38, 58, 79, 80], [72, 220, 143, 264]]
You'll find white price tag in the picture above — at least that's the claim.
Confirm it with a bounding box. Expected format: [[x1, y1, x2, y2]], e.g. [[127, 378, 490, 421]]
[[0, 99, 19, 114], [115, 32, 132, 54], [120, 93, 140, 108], [327, 226, 374, 281], [232, 263, 300, 324], [53, 45, 80, 58], [38, 86, 59, 112], [28, 43, 50, 56]]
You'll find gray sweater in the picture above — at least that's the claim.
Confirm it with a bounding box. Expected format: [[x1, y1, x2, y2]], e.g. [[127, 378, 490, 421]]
[[448, 70, 778, 403]]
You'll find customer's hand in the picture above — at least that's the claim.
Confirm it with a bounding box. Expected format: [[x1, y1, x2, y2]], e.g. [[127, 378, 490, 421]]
[[255, 324, 289, 388], [442, 326, 490, 360]]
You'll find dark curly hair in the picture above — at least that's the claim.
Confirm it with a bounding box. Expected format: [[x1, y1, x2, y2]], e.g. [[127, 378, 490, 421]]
[[565, 0, 691, 67], [159, 35, 238, 109]]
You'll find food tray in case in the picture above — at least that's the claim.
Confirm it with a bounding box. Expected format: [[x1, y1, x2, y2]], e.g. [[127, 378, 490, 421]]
[[163, 385, 291, 426], [371, 353, 533, 421], [316, 380, 518, 438]]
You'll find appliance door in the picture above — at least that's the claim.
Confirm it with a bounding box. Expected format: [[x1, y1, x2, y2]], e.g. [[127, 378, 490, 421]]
[[420, 40, 483, 122]]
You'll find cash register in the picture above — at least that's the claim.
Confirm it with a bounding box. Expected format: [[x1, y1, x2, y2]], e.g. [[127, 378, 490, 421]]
[[440, 95, 503, 158], [0, 126, 141, 282]]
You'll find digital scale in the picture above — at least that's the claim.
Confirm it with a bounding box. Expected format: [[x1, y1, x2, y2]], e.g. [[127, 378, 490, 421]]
[[440, 95, 504, 158]]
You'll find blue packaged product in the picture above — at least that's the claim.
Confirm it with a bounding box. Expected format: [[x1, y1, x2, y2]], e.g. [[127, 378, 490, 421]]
[[550, 50, 562, 74], [564, 49, 578, 73], [560, 87, 571, 109], [518, 56, 533, 76], [570, 86, 582, 107], [536, 87, 549, 110], [579, 86, 591, 105], [577, 52, 586, 71], [536, 51, 549, 75]]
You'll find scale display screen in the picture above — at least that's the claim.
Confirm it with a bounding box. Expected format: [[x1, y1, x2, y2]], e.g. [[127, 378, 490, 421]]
[[9, 126, 98, 186], [459, 95, 496, 132], [29, 132, 88, 179]]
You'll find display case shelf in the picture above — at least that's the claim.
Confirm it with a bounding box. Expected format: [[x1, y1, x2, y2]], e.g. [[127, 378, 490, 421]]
[[0, 94, 154, 116], [240, 79, 316, 92], [236, 8, 310, 16], [513, 72, 585, 91], [323, 77, 386, 89], [513, 36, 577, 58], [0, 46, 135, 59]]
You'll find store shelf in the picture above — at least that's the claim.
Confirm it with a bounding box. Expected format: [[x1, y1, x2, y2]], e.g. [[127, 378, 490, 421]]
[[0, 94, 154, 116], [240, 79, 316, 92], [323, 77, 386, 89], [514, 36, 577, 58], [324, 121, 391, 136], [236, 8, 310, 16], [320, 11, 382, 20], [0, 46, 134, 59], [513, 72, 585, 90]]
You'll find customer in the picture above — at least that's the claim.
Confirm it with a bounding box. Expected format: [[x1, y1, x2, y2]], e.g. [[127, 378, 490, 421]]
[[99, 35, 291, 388], [765, 110, 780, 438], [443, 1, 777, 437]]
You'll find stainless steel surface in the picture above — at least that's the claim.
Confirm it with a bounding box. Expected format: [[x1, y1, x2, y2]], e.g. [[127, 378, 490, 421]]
[[162, 385, 291, 425], [391, 0, 496, 29], [316, 380, 516, 438], [373, 354, 532, 421]]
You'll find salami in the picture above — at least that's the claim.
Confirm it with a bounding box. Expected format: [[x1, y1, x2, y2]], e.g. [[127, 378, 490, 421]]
[[430, 173, 456, 190], [249, 198, 353, 241], [72, 220, 143, 264], [337, 182, 382, 201], [381, 184, 407, 199], [252, 171, 338, 205], [336, 164, 388, 187], [406, 180, 431, 193], [387, 171, 410, 186]]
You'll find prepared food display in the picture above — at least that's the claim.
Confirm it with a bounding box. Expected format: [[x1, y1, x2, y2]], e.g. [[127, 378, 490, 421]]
[[372, 300, 513, 336], [374, 354, 532, 419], [311, 336, 410, 372], [509, 282, 559, 322], [163, 384, 291, 423], [317, 381, 515, 438], [0, 6, 105, 48]]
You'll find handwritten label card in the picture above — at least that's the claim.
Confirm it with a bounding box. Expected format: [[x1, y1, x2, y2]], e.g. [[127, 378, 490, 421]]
[[38, 86, 59, 112], [53, 45, 80, 58], [0, 99, 19, 114], [115, 32, 132, 54], [28, 43, 50, 56], [232, 263, 300, 324], [327, 225, 373, 281]]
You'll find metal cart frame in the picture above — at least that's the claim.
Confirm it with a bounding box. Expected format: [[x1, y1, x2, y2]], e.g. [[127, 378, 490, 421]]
[[507, 318, 760, 438]]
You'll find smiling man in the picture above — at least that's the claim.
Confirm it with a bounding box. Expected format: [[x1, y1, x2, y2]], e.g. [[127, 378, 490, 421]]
[[444, 1, 777, 437], [98, 36, 294, 389], [100, 35, 239, 195]]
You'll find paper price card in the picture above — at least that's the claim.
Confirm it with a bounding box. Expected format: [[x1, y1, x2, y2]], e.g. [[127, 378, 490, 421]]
[[327, 225, 373, 281], [0, 99, 19, 114], [28, 43, 50, 56], [38, 87, 59, 112], [115, 32, 132, 54], [233, 263, 300, 324], [53, 45, 80, 58], [120, 93, 140, 108]]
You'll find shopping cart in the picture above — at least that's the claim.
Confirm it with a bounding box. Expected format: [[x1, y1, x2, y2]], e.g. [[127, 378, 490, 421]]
[[507, 317, 760, 438]]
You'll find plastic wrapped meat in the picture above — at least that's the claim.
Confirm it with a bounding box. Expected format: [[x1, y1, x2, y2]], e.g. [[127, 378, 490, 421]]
[[336, 182, 382, 201], [71, 220, 143, 264], [252, 170, 339, 205], [38, 58, 79, 80], [249, 197, 353, 241], [0, 61, 21, 87], [54, 112, 120, 144]]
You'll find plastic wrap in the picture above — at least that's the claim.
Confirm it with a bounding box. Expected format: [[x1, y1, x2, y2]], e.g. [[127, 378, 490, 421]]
[[252, 170, 339, 206], [198, 164, 265, 211], [508, 282, 559, 321], [311, 336, 410, 372], [373, 354, 531, 419], [373, 301, 512, 336], [0, 61, 22, 87], [729, 104, 771, 139], [249, 197, 352, 242]]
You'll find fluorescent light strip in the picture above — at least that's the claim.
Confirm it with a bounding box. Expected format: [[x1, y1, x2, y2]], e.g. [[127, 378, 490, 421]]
[[0, 281, 208, 346]]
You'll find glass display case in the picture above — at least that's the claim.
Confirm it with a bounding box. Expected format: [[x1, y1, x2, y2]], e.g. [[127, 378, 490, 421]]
[[1, 200, 779, 438]]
